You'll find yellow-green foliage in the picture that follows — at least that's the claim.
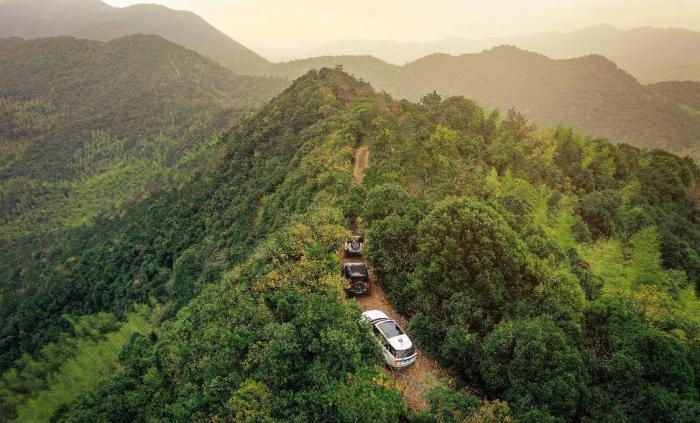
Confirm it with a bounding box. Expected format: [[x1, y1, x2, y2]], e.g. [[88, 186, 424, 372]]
[[244, 207, 348, 294], [72, 130, 127, 176], [549, 203, 577, 251], [13, 307, 153, 423], [580, 227, 700, 342], [583, 226, 690, 296], [580, 238, 630, 294], [0, 142, 28, 175]]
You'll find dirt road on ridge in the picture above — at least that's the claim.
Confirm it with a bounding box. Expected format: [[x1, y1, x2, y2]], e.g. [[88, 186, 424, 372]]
[[343, 144, 455, 411]]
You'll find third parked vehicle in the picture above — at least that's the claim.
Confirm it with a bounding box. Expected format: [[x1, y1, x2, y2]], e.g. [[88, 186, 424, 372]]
[[361, 310, 417, 368]]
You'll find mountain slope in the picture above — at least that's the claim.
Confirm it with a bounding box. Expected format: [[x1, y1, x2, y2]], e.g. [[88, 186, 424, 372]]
[[3, 2, 697, 156], [0, 35, 286, 181], [0, 34, 287, 247], [0, 0, 272, 75], [649, 80, 700, 112], [272, 46, 700, 157]]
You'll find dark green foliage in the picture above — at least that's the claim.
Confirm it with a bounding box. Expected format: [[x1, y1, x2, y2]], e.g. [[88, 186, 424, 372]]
[[2, 67, 699, 422], [363, 184, 423, 223], [0, 35, 286, 182], [480, 316, 588, 419], [411, 198, 540, 323], [577, 190, 622, 238], [584, 297, 698, 423], [172, 248, 204, 303], [416, 385, 481, 423]]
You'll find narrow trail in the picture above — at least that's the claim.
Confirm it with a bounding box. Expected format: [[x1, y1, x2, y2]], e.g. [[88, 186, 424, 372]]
[[353, 145, 369, 184], [343, 144, 456, 412]]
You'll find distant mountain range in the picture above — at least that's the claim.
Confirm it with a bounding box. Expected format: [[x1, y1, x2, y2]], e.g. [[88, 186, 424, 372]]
[[3, 1, 700, 85], [312, 24, 700, 83], [271, 47, 700, 157], [0, 0, 271, 75], [1, 0, 699, 157]]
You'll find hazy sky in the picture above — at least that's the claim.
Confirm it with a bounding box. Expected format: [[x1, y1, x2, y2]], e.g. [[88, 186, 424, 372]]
[[104, 0, 700, 55]]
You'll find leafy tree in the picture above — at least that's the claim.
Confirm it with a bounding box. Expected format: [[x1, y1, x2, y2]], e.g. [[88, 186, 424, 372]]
[[480, 316, 588, 420], [577, 190, 622, 238], [410, 197, 540, 323], [326, 367, 406, 423]]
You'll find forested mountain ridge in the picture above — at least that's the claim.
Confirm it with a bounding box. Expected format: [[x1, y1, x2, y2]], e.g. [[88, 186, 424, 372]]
[[2, 68, 699, 422], [272, 46, 700, 158], [649, 80, 700, 112], [0, 34, 286, 183], [0, 34, 287, 234], [0, 0, 272, 75], [0, 34, 287, 321], [511, 24, 700, 83]]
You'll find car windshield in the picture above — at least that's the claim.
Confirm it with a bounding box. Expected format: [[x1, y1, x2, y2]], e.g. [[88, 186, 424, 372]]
[[394, 346, 416, 359], [377, 320, 404, 338], [348, 264, 367, 274]]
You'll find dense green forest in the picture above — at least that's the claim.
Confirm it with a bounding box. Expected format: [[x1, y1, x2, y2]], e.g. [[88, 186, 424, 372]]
[[0, 35, 288, 297], [0, 35, 286, 183], [1, 68, 699, 421]]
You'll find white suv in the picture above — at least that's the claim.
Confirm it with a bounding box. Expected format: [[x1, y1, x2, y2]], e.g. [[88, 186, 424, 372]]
[[361, 310, 417, 368]]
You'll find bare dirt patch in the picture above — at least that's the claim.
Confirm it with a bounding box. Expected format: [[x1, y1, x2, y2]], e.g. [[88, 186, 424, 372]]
[[353, 145, 369, 184]]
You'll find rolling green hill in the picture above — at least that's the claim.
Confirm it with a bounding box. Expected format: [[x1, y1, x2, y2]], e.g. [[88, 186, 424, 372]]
[[0, 35, 287, 238], [1, 68, 699, 422], [0, 34, 286, 182], [0, 0, 272, 75]]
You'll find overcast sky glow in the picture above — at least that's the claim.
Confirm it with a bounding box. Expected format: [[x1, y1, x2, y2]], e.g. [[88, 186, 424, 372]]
[[103, 0, 700, 54]]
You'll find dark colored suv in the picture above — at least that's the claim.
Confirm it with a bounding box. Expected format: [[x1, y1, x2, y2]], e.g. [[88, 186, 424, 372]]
[[342, 262, 371, 295]]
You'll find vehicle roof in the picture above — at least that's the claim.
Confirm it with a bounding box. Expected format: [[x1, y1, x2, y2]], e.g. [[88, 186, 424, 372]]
[[362, 310, 388, 322], [376, 319, 404, 338]]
